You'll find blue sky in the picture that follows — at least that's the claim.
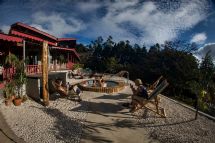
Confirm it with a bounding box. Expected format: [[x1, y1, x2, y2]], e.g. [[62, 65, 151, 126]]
[[0, 0, 215, 47]]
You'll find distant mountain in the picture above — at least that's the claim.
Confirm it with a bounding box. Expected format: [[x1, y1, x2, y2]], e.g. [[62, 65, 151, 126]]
[[193, 43, 215, 62]]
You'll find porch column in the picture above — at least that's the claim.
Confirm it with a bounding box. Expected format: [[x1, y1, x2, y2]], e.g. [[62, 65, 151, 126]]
[[23, 40, 25, 62], [42, 41, 49, 106], [67, 53, 69, 62]]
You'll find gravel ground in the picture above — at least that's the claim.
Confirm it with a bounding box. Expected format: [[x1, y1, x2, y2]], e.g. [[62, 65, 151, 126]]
[[0, 77, 215, 143], [132, 96, 215, 143], [0, 96, 89, 143]]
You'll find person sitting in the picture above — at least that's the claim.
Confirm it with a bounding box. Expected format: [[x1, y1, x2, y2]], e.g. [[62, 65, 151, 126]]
[[101, 79, 107, 87], [130, 79, 148, 111], [131, 79, 148, 98], [71, 85, 82, 102], [82, 81, 88, 87], [98, 79, 107, 87]]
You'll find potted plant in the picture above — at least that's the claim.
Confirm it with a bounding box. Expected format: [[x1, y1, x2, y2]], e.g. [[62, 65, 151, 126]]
[[3, 81, 15, 106], [13, 60, 27, 106], [4, 53, 19, 80], [4, 53, 18, 68]]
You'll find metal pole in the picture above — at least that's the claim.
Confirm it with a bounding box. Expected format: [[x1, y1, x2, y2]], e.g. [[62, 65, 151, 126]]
[[194, 93, 199, 120], [42, 41, 49, 106]]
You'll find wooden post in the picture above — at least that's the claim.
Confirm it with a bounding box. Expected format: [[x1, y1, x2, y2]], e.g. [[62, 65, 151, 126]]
[[23, 40, 25, 63], [42, 41, 49, 106]]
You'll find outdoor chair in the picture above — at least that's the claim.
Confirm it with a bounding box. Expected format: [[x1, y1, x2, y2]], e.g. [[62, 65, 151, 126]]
[[147, 75, 163, 90], [68, 70, 85, 79], [51, 80, 82, 102], [132, 79, 169, 117]]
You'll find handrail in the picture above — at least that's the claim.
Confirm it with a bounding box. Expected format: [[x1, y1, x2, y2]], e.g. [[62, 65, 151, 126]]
[[2, 63, 75, 78]]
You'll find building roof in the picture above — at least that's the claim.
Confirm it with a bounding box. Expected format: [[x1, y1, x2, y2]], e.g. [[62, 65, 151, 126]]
[[12, 22, 58, 41], [10, 30, 57, 46], [58, 38, 76, 41], [51, 46, 80, 60], [0, 33, 23, 43]]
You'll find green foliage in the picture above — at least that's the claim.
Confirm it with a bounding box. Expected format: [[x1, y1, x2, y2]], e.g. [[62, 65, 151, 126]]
[[104, 57, 122, 73], [3, 81, 15, 99], [73, 63, 84, 70], [14, 60, 27, 98], [198, 51, 215, 115], [5, 53, 19, 67], [76, 43, 89, 53], [200, 51, 215, 87]]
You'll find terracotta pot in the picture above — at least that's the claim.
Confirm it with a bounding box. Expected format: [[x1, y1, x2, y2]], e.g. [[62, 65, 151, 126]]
[[5, 99, 12, 106], [13, 98, 22, 106]]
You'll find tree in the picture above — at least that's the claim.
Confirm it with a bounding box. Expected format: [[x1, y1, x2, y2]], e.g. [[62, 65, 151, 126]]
[[105, 57, 120, 73], [200, 51, 215, 87], [76, 43, 89, 53]]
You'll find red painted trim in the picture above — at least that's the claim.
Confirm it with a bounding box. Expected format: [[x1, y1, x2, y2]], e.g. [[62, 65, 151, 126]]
[[0, 83, 4, 89], [51, 46, 80, 60], [58, 38, 76, 41], [10, 30, 57, 46], [13, 22, 57, 41], [0, 33, 23, 43]]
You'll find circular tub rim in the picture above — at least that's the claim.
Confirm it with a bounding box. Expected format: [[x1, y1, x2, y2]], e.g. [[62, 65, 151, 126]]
[[78, 80, 125, 93]]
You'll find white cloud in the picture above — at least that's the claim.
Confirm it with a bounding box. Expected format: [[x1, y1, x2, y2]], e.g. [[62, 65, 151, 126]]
[[190, 33, 207, 44], [0, 0, 210, 45], [76, 1, 101, 12], [31, 12, 85, 37], [194, 43, 215, 62], [0, 25, 10, 34], [82, 0, 210, 45]]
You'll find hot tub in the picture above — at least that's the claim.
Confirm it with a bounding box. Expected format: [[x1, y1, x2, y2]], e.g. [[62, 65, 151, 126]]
[[78, 80, 125, 93]]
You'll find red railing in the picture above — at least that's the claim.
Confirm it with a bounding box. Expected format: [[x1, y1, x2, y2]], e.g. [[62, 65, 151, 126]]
[[26, 65, 42, 75], [2, 63, 75, 79], [66, 61, 74, 69]]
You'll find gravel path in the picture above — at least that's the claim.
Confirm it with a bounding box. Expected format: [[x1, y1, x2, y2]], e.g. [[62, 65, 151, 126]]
[[0, 97, 89, 143], [132, 96, 215, 143]]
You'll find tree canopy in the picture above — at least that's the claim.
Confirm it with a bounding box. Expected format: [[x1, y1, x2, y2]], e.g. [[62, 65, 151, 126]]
[[77, 36, 215, 116]]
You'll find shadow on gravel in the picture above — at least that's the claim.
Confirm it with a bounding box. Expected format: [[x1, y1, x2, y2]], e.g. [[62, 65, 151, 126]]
[[38, 107, 83, 142], [81, 119, 140, 143], [70, 100, 129, 119], [36, 105, 115, 143]]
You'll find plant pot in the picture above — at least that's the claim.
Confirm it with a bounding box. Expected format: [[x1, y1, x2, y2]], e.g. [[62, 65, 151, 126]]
[[13, 98, 22, 106], [5, 99, 12, 106]]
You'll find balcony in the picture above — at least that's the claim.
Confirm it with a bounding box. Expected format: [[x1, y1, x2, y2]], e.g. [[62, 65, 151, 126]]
[[2, 62, 74, 80]]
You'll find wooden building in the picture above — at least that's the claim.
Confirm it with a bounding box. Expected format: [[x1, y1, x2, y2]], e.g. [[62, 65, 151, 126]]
[[0, 22, 80, 79]]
